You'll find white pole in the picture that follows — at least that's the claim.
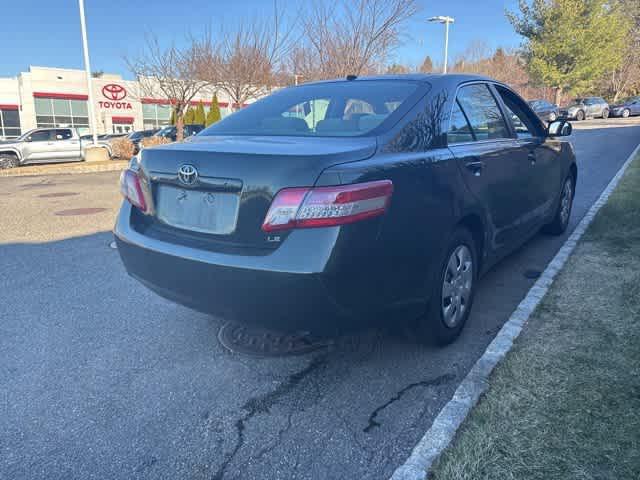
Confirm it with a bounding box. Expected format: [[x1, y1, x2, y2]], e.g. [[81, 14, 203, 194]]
[[443, 20, 450, 74], [78, 0, 98, 146]]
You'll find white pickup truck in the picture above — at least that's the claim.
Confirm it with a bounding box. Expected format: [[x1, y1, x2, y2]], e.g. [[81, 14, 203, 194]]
[[0, 127, 112, 169]]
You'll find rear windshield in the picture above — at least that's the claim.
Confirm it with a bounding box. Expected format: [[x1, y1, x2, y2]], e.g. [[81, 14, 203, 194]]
[[200, 80, 422, 137]]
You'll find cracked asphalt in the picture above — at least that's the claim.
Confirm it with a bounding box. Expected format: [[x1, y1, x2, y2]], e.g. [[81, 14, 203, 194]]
[[1, 118, 639, 480]]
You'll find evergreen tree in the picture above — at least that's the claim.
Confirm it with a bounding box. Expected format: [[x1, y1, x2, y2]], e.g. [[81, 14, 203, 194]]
[[206, 94, 222, 126], [194, 102, 206, 125], [507, 0, 629, 103], [419, 56, 433, 73], [183, 106, 195, 124]]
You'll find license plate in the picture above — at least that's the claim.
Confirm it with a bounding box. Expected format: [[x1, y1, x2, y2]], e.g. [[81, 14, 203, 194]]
[[155, 185, 239, 234]]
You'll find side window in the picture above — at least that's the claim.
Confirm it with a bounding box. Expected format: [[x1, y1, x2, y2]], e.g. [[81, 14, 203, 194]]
[[447, 100, 475, 144], [456, 84, 510, 141], [495, 86, 542, 139], [28, 130, 51, 142], [55, 129, 73, 140]]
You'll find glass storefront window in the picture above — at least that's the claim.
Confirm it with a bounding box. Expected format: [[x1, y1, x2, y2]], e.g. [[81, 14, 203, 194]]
[[34, 97, 89, 129], [0, 109, 21, 139], [142, 103, 172, 129]]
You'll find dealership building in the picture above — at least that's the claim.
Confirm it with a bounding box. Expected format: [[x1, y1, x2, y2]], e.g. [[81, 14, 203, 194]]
[[0, 66, 249, 140]]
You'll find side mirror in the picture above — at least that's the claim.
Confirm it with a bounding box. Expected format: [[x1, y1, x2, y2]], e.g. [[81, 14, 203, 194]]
[[548, 119, 572, 137], [25, 136, 32, 142]]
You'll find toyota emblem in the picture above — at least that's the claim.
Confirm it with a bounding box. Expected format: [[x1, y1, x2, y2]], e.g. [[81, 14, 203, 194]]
[[102, 84, 127, 101], [178, 164, 198, 186]]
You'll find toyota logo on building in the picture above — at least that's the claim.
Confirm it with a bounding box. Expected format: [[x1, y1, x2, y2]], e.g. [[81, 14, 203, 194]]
[[102, 84, 127, 101], [178, 164, 198, 186]]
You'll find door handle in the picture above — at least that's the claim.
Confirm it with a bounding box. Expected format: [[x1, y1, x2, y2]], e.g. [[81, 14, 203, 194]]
[[465, 160, 485, 176]]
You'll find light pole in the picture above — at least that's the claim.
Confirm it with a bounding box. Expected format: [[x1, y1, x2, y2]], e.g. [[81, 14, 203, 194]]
[[428, 16, 455, 74], [78, 0, 98, 146]]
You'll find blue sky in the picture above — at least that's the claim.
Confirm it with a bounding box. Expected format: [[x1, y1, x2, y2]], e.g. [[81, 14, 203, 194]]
[[1, 0, 524, 78]]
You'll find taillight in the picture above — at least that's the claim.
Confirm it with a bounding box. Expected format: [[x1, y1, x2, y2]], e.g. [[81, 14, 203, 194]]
[[119, 169, 148, 213], [262, 180, 393, 232]]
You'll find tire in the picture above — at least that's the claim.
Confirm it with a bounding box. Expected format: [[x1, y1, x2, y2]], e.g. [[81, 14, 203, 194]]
[[602, 109, 610, 119], [549, 112, 557, 122], [622, 109, 631, 118], [0, 154, 19, 169], [413, 227, 478, 346], [575, 110, 585, 121], [543, 174, 575, 235]]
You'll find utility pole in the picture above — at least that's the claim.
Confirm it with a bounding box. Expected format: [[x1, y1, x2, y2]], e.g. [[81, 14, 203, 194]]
[[428, 16, 455, 74], [78, 0, 98, 146]]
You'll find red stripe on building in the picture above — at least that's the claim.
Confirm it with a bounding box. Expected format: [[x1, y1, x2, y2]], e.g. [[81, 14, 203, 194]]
[[141, 98, 172, 105], [142, 98, 248, 108], [0, 104, 19, 110], [33, 92, 89, 101], [112, 116, 135, 124]]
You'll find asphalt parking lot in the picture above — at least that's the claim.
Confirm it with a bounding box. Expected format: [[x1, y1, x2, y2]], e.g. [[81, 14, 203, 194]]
[[1, 117, 640, 480]]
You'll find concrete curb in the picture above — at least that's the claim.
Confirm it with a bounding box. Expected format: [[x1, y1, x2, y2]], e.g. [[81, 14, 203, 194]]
[[390, 141, 640, 480], [0, 160, 128, 178]]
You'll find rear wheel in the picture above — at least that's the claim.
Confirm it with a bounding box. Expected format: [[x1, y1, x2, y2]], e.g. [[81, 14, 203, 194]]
[[543, 175, 574, 235], [576, 110, 585, 121], [622, 109, 631, 118], [414, 227, 477, 346], [602, 109, 610, 119], [0, 154, 19, 169]]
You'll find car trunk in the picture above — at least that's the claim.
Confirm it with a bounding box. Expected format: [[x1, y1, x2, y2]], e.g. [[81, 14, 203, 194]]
[[136, 135, 377, 250]]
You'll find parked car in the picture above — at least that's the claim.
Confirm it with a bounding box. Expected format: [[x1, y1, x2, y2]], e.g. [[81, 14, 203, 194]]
[[0, 128, 112, 169], [610, 96, 640, 118], [528, 99, 560, 122], [153, 124, 204, 142], [127, 129, 159, 154], [560, 97, 609, 120], [115, 74, 576, 345]]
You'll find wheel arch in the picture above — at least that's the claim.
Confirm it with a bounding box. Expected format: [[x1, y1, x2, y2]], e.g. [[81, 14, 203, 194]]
[[457, 213, 486, 273], [0, 148, 22, 161]]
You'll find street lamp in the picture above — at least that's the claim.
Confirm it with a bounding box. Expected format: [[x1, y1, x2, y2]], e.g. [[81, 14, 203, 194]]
[[78, 0, 98, 146], [428, 16, 455, 74]]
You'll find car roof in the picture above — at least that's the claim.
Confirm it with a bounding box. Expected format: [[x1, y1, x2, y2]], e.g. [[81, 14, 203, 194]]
[[301, 73, 497, 86]]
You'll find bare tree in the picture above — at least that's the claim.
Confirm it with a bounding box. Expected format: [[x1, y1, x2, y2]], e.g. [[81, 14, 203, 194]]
[[197, 5, 297, 110], [294, 0, 419, 81], [126, 34, 209, 141]]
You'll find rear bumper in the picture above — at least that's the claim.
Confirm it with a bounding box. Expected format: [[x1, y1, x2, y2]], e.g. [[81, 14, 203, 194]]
[[114, 202, 388, 334]]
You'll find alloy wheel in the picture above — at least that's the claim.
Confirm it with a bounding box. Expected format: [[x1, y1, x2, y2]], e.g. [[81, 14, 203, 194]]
[[441, 245, 473, 328], [623, 109, 630, 118]]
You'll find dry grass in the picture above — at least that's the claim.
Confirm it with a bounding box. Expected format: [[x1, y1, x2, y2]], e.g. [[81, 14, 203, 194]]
[[110, 137, 135, 159], [140, 136, 171, 148], [430, 153, 640, 480]]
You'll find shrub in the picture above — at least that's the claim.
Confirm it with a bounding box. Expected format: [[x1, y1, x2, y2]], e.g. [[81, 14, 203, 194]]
[[140, 136, 171, 148], [206, 94, 222, 126], [194, 102, 206, 125], [110, 137, 135, 159]]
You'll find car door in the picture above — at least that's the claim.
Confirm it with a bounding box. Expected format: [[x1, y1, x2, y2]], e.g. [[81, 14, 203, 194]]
[[51, 129, 81, 160], [587, 98, 602, 117], [447, 82, 534, 252], [494, 85, 561, 228], [632, 99, 640, 115], [21, 129, 54, 162]]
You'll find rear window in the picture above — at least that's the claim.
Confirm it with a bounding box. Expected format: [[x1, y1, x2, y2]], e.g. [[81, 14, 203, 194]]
[[200, 80, 422, 137]]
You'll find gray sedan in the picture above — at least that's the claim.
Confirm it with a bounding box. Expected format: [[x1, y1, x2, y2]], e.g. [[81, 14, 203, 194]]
[[560, 97, 610, 121]]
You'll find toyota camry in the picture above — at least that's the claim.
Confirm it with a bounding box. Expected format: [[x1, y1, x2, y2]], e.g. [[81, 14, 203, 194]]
[[115, 74, 576, 345]]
